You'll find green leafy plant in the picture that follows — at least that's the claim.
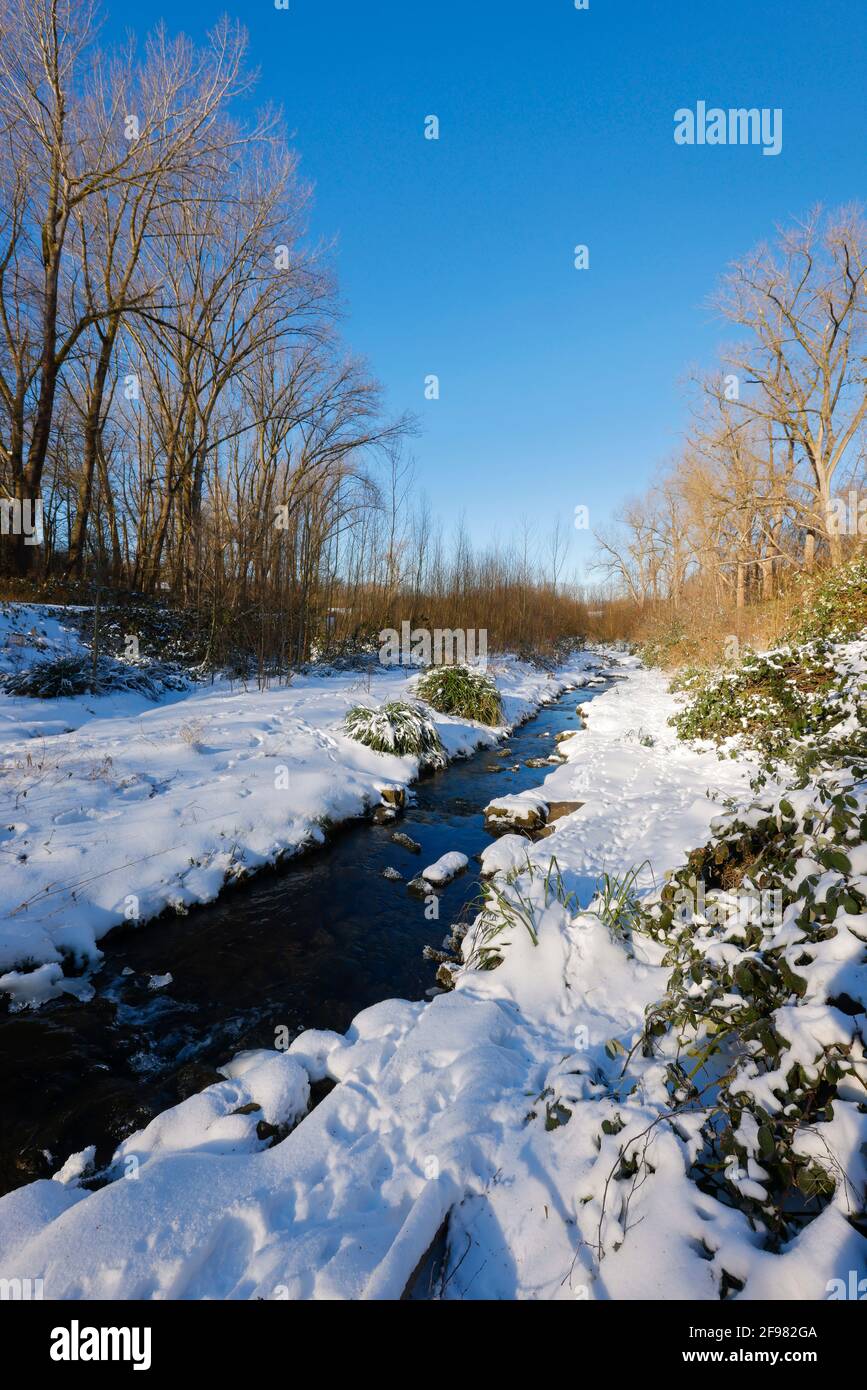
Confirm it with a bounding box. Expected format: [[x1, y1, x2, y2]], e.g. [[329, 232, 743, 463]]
[[633, 781, 867, 1247], [787, 556, 867, 644], [343, 699, 445, 767], [415, 664, 503, 726], [670, 638, 865, 768]]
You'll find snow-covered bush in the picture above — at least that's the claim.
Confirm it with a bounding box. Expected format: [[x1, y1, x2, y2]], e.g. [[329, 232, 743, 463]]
[[416, 664, 503, 726], [71, 599, 215, 671], [343, 700, 445, 767], [1, 653, 188, 700], [789, 556, 867, 644], [1, 654, 95, 699], [634, 775, 867, 1247], [670, 637, 866, 768]]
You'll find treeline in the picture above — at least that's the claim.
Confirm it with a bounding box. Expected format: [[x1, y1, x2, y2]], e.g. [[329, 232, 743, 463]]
[[7, 7, 861, 672], [180, 462, 588, 667], [0, 0, 593, 665], [0, 2, 401, 636], [323, 502, 586, 662], [593, 207, 867, 614]]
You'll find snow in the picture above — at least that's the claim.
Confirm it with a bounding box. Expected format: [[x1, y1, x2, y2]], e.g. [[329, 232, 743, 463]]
[[515, 671, 756, 891], [0, 603, 88, 678], [52, 1147, 96, 1187], [484, 789, 549, 827], [106, 1051, 310, 1175], [0, 960, 94, 1010], [0, 630, 597, 1001], [421, 851, 468, 885], [479, 833, 532, 878], [0, 603, 189, 741], [1, 636, 862, 1301]]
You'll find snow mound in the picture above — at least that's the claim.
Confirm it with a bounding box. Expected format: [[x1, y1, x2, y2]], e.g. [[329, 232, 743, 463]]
[[111, 1051, 310, 1174], [421, 851, 468, 885], [480, 834, 532, 878]]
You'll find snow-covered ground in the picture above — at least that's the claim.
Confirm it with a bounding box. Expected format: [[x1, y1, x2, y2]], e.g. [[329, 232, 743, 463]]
[[5, 657, 827, 1302], [2, 614, 863, 1302], [0, 605, 600, 1004]]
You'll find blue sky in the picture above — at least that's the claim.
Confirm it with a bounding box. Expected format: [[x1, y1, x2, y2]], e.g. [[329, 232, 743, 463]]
[[106, 0, 866, 576]]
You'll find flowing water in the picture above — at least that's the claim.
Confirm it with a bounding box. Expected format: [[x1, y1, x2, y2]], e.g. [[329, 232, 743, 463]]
[[0, 680, 607, 1195]]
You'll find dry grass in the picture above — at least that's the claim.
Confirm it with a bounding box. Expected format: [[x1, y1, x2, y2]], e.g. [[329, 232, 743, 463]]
[[588, 578, 806, 671]]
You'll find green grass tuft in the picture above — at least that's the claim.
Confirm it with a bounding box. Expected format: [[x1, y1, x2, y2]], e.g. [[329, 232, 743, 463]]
[[415, 665, 503, 726], [343, 700, 445, 767]]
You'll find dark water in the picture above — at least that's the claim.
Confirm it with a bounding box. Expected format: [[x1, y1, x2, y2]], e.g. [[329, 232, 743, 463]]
[[0, 681, 606, 1195]]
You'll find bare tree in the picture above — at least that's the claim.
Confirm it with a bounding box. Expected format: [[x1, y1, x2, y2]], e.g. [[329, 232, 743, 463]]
[[712, 205, 867, 567]]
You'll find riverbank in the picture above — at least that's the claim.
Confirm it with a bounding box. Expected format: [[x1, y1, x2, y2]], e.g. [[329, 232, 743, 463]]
[[3, 623, 863, 1301], [0, 678, 606, 1195], [0, 661, 779, 1300], [0, 606, 605, 1005]]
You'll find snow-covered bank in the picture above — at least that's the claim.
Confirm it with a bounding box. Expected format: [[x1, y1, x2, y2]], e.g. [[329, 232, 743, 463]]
[[0, 612, 602, 1004], [5, 661, 837, 1302], [481, 669, 756, 887]]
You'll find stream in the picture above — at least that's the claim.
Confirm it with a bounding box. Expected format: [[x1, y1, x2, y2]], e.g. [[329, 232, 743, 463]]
[[0, 678, 608, 1196]]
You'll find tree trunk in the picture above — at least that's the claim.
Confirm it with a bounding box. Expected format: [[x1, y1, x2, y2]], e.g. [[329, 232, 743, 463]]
[[65, 330, 116, 578]]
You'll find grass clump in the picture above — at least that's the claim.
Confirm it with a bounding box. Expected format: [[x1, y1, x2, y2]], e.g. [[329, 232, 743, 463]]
[[344, 700, 445, 767], [2, 654, 96, 699], [464, 856, 577, 971], [591, 861, 652, 937], [1, 653, 188, 700], [415, 664, 503, 726]]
